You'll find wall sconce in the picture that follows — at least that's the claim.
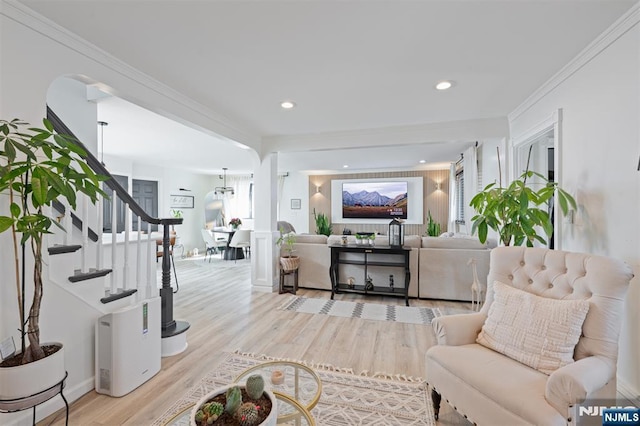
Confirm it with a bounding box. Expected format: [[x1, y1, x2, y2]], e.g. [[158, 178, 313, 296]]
[[435, 182, 442, 191], [316, 185, 321, 194]]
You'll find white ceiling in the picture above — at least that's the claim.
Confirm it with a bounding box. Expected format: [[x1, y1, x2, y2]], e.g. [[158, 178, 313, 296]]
[[21, 0, 636, 173]]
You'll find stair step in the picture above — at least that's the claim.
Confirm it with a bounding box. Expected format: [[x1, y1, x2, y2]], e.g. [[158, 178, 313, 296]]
[[101, 289, 137, 304], [48, 244, 82, 255], [68, 268, 112, 283]]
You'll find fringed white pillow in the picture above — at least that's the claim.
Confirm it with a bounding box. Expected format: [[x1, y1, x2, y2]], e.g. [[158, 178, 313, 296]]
[[477, 281, 590, 375]]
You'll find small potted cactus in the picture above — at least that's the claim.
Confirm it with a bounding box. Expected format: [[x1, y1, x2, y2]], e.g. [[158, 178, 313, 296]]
[[190, 374, 277, 426]]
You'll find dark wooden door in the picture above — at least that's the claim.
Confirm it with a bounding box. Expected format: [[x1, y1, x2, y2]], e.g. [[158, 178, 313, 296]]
[[132, 179, 158, 232], [103, 174, 128, 233]]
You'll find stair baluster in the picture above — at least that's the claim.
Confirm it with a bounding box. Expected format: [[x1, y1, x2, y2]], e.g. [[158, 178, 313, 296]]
[[81, 195, 89, 273], [63, 199, 73, 246], [146, 222, 153, 299], [136, 216, 142, 297], [110, 188, 118, 295], [96, 195, 103, 270], [123, 205, 130, 291]]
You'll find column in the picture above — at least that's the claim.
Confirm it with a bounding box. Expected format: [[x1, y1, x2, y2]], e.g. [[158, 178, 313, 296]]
[[251, 152, 279, 292]]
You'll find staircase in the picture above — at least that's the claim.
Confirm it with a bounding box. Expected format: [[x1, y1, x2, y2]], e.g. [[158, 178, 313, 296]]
[[46, 107, 190, 353]]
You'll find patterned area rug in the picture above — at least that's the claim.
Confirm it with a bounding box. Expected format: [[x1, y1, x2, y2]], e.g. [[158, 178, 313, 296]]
[[278, 295, 448, 325], [153, 351, 434, 426]]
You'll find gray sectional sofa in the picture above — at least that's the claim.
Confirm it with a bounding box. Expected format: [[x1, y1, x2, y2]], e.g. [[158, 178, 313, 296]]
[[283, 233, 496, 302]]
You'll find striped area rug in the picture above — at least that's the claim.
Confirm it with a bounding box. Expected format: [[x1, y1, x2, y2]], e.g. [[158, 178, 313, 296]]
[[278, 296, 448, 325]]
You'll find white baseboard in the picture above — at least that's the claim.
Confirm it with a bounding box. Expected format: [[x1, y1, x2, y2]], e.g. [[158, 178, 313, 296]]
[[2, 377, 94, 426], [618, 376, 640, 404]]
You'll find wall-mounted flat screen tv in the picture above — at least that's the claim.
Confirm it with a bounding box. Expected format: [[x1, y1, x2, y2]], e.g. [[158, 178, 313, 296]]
[[342, 181, 408, 219]]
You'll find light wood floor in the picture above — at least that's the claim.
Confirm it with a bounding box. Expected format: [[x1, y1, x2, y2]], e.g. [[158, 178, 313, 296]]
[[40, 256, 473, 425]]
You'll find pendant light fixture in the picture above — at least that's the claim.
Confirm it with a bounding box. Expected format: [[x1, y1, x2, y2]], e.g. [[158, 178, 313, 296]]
[[214, 167, 235, 196], [98, 120, 108, 165]]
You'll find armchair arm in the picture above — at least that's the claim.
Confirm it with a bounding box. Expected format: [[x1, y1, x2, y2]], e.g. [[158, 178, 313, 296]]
[[545, 356, 616, 416], [431, 312, 486, 346]]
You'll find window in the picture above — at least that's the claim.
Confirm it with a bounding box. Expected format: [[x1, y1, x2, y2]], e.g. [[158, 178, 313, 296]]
[[226, 176, 253, 220], [455, 164, 465, 224], [248, 182, 254, 219]]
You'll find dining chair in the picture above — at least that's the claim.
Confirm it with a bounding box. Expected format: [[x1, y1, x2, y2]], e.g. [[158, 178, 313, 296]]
[[201, 229, 226, 262], [228, 229, 251, 263]]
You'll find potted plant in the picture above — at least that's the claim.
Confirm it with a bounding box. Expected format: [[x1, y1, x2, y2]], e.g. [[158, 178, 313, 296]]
[[170, 209, 183, 232], [190, 374, 277, 426], [470, 149, 576, 246], [313, 208, 332, 236], [0, 118, 105, 402], [229, 217, 242, 230], [276, 227, 299, 271], [367, 233, 376, 246], [425, 210, 441, 236]]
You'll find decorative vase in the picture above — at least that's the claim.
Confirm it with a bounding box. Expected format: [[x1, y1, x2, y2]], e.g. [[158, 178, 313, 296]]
[[0, 342, 65, 411], [190, 384, 277, 426]]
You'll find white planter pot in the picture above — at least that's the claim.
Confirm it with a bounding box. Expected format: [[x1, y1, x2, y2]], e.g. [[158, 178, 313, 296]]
[[190, 384, 277, 426], [0, 342, 65, 411]]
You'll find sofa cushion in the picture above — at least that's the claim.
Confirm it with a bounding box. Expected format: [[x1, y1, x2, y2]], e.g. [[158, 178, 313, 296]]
[[422, 236, 490, 250], [294, 234, 328, 244], [477, 281, 590, 375]]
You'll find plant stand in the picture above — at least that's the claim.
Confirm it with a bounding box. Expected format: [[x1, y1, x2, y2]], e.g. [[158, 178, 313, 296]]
[[0, 371, 69, 426], [279, 266, 299, 295]]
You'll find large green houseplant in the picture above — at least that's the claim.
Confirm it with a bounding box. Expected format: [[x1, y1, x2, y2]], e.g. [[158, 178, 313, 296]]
[[0, 118, 105, 366], [470, 165, 576, 247]]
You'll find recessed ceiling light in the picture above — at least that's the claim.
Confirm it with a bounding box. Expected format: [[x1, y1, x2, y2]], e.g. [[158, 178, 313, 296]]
[[435, 81, 453, 91], [343, 165, 349, 168], [280, 100, 296, 109], [419, 160, 426, 164]]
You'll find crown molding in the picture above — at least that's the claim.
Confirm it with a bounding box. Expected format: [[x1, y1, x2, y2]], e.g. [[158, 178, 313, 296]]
[[509, 2, 640, 123], [2, 0, 260, 147]]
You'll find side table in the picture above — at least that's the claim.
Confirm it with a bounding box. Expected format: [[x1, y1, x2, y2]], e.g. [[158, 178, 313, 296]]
[[279, 267, 299, 294], [0, 371, 69, 426]]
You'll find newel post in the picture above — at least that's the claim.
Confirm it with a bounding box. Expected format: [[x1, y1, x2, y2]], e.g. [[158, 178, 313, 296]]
[[159, 218, 190, 356]]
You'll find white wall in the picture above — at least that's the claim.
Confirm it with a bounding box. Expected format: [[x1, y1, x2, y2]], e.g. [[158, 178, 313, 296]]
[[47, 77, 98, 154], [279, 171, 309, 234], [509, 20, 640, 397]]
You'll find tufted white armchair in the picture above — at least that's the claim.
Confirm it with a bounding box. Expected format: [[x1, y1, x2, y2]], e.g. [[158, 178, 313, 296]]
[[425, 246, 634, 425]]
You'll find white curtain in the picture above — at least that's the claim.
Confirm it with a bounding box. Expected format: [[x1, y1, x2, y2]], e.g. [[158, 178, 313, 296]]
[[226, 175, 252, 221], [448, 162, 456, 232], [463, 145, 478, 235]]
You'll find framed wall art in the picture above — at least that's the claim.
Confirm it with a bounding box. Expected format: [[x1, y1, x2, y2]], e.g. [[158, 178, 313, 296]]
[[170, 194, 194, 209]]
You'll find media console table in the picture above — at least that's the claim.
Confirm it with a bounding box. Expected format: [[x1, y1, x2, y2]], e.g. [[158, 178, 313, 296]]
[[329, 244, 411, 306]]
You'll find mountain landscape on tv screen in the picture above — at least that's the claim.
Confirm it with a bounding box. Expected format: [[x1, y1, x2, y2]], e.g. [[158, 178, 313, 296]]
[[342, 188, 408, 219]]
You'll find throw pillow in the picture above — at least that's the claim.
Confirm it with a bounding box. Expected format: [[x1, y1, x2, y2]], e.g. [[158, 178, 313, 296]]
[[476, 281, 590, 375]]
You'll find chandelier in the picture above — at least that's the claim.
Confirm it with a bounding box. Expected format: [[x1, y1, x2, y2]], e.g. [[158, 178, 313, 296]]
[[214, 168, 235, 196]]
